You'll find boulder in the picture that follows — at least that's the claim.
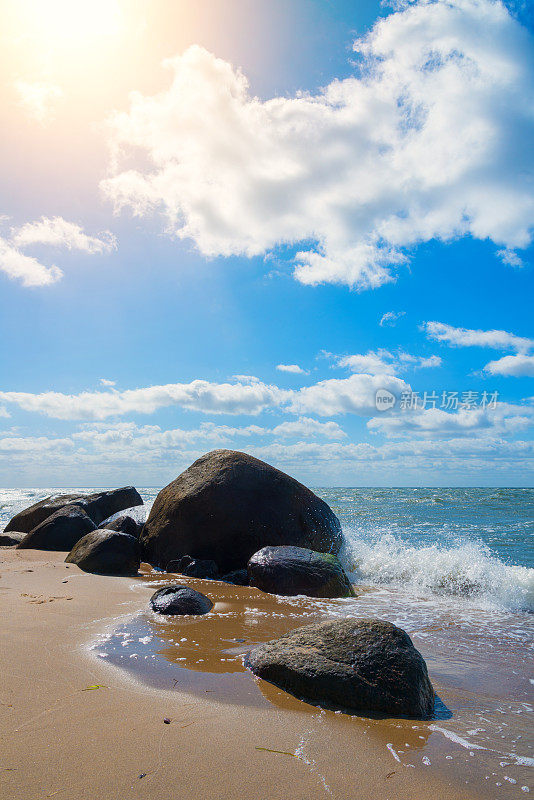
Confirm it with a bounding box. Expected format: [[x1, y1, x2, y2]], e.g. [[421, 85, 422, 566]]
[[166, 555, 219, 579], [0, 531, 25, 546], [5, 487, 143, 533], [17, 506, 96, 551], [150, 586, 213, 615], [141, 450, 342, 572], [248, 546, 355, 598], [97, 515, 140, 538], [245, 619, 434, 718], [220, 569, 249, 586], [65, 529, 140, 575]]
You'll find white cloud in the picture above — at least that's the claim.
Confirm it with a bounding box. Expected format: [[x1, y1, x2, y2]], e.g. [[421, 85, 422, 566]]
[[102, 0, 534, 289], [0, 216, 116, 287], [497, 248, 524, 267], [4, 428, 531, 485], [484, 354, 534, 377], [0, 373, 411, 421], [0, 236, 63, 287], [337, 352, 396, 375], [15, 81, 63, 124], [0, 435, 74, 453], [0, 407, 10, 418], [11, 217, 116, 254], [422, 321, 534, 353], [368, 401, 534, 438], [336, 349, 441, 375], [289, 373, 410, 417], [0, 379, 290, 420], [271, 417, 347, 440], [99, 378, 116, 387], [276, 364, 308, 374], [380, 310, 405, 327]]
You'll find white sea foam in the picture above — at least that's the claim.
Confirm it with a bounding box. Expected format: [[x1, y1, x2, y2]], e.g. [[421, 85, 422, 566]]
[[342, 533, 534, 612], [429, 725, 486, 750]]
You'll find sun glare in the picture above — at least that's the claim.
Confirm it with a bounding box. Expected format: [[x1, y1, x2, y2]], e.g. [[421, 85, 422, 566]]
[[14, 0, 123, 48]]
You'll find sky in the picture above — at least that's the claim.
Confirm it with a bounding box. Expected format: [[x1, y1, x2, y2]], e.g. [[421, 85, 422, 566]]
[[0, 0, 533, 488]]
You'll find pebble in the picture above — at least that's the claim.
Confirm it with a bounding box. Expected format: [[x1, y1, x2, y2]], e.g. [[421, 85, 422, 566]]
[[163, 718, 171, 724]]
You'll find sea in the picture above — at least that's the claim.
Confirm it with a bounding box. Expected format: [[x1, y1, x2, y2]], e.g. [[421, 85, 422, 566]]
[[2, 486, 533, 796]]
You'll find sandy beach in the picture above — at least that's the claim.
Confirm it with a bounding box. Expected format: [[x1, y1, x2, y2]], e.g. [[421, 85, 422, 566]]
[[0, 547, 494, 800]]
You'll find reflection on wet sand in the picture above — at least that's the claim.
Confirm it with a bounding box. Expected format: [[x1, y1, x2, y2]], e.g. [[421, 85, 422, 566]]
[[93, 567, 533, 797]]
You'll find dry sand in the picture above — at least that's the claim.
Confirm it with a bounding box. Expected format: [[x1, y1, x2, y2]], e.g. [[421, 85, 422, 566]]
[[0, 548, 483, 800]]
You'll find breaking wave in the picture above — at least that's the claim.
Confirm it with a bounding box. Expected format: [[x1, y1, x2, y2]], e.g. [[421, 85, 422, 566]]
[[342, 533, 534, 613]]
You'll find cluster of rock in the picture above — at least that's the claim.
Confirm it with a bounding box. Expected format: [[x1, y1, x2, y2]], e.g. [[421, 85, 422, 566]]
[[2, 449, 435, 718]]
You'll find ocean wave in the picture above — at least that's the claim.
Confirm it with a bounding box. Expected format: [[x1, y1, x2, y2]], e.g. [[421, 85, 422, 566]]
[[341, 533, 534, 613]]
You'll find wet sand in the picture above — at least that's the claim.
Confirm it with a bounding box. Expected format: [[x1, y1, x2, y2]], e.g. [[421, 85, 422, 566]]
[[0, 548, 525, 800]]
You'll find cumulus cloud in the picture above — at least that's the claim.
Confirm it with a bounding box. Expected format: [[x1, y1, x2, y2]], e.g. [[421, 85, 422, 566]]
[[336, 349, 441, 375], [0, 236, 62, 287], [15, 81, 63, 124], [368, 401, 534, 438], [289, 374, 410, 417], [380, 310, 406, 327], [0, 216, 116, 287], [0, 373, 411, 421], [0, 379, 290, 420], [276, 364, 308, 374], [3, 427, 531, 484], [422, 321, 534, 353], [99, 378, 116, 387], [11, 217, 116, 254], [484, 354, 534, 377], [271, 417, 347, 440], [102, 0, 534, 289]]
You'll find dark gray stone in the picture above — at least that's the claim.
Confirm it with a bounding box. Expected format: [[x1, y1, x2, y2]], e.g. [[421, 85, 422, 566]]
[[166, 555, 219, 579], [141, 450, 342, 572], [248, 545, 355, 598], [150, 585, 213, 615], [245, 619, 435, 718], [17, 506, 96, 551], [220, 569, 249, 586], [65, 529, 140, 575], [97, 515, 140, 538], [0, 531, 25, 546], [5, 487, 143, 533]]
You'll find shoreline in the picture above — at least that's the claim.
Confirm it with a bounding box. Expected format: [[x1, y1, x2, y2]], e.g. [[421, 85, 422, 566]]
[[0, 548, 501, 800]]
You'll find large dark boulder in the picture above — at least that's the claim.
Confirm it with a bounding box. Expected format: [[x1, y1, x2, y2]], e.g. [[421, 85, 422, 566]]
[[150, 586, 213, 615], [245, 619, 435, 718], [65, 529, 140, 575], [17, 506, 96, 551], [248, 546, 354, 598], [97, 515, 140, 539], [0, 531, 25, 546], [141, 450, 342, 572], [5, 487, 143, 533]]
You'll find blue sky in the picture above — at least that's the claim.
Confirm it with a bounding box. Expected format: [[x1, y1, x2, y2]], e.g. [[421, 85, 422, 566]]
[[0, 0, 533, 487]]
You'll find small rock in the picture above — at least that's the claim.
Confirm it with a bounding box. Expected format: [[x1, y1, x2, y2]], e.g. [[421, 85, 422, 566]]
[[150, 585, 213, 616], [166, 555, 219, 579], [163, 718, 171, 724], [220, 569, 249, 586], [0, 531, 25, 546]]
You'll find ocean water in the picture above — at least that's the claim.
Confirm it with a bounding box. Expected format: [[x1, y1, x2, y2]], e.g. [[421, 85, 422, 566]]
[[2, 486, 533, 795]]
